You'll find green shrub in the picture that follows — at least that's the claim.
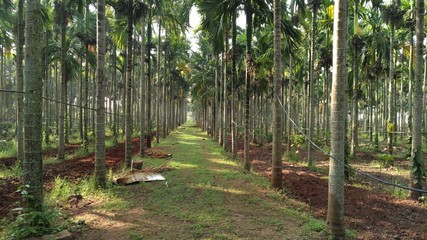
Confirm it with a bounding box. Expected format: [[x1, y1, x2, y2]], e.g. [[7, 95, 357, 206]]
[[290, 134, 305, 148], [376, 153, 394, 168], [4, 208, 63, 240], [283, 150, 300, 163]]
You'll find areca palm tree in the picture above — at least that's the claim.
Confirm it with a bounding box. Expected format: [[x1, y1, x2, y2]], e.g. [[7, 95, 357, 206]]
[[24, 0, 44, 211], [95, 0, 107, 188], [382, 2, 405, 155], [326, 0, 348, 236], [16, 0, 24, 164], [271, 0, 282, 189], [409, 0, 425, 200], [307, 0, 321, 166], [139, 3, 148, 157], [55, 0, 83, 160], [125, 0, 134, 167]]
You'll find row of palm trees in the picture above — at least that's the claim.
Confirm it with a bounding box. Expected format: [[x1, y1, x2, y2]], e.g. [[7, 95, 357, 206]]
[[0, 0, 425, 238], [190, 0, 424, 238], [1, 0, 192, 215]]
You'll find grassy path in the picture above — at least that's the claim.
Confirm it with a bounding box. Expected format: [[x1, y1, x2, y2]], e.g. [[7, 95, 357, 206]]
[[77, 124, 326, 239]]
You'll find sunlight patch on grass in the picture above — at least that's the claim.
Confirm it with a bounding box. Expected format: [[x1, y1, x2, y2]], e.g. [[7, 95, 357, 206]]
[[207, 157, 239, 167], [169, 162, 198, 169], [192, 183, 248, 196]]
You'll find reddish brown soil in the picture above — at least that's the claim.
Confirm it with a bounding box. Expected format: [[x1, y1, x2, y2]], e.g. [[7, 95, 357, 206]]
[[2, 133, 427, 240], [233, 138, 427, 240], [0, 139, 141, 218]]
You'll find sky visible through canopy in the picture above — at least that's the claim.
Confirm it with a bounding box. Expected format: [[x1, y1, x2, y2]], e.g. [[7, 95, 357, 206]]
[[188, 6, 246, 53]]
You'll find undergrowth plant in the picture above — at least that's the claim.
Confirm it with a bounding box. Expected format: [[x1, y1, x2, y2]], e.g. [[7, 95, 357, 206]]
[[376, 153, 394, 168], [283, 150, 300, 162], [1, 185, 68, 240], [0, 164, 21, 178], [0, 140, 17, 158]]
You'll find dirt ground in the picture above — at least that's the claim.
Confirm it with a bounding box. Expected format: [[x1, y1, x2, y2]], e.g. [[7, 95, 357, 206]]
[[1, 134, 427, 239], [235, 139, 427, 240]]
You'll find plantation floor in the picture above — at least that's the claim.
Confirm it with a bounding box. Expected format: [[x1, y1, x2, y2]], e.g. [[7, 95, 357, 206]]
[[237, 141, 427, 240], [1, 124, 427, 239], [74, 125, 326, 239]]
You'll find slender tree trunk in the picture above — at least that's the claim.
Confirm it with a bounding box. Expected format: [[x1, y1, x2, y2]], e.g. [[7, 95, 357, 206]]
[[95, 0, 106, 188], [23, 0, 43, 211], [83, 44, 89, 146], [214, 54, 219, 141], [231, 9, 237, 157], [57, 9, 66, 160], [0, 46, 3, 121], [125, 0, 134, 167], [45, 33, 51, 145], [244, 1, 253, 171], [16, 0, 24, 164], [223, 30, 229, 152], [326, 0, 348, 237], [350, 0, 359, 157], [308, 5, 317, 166], [271, 0, 283, 189], [156, 20, 161, 144], [287, 57, 293, 150], [219, 52, 223, 145], [140, 13, 146, 156], [146, 15, 153, 148], [387, 23, 395, 155], [79, 53, 84, 141], [162, 33, 168, 138], [409, 0, 424, 199], [112, 45, 118, 143]]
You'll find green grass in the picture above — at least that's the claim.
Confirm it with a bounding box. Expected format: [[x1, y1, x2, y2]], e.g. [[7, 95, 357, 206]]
[[0, 164, 21, 179], [111, 123, 331, 239], [46, 175, 131, 211], [283, 149, 301, 162], [0, 141, 17, 159]]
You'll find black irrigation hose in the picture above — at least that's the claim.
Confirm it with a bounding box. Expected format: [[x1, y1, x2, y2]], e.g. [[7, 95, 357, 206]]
[[0, 88, 123, 117], [274, 92, 427, 194]]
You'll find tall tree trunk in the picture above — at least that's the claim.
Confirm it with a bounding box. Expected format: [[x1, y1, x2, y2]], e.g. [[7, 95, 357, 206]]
[[308, 4, 317, 166], [0, 46, 3, 121], [16, 0, 24, 164], [162, 33, 168, 138], [350, 0, 359, 157], [387, 23, 395, 155], [125, 0, 134, 167], [83, 45, 89, 146], [223, 30, 229, 152], [57, 9, 66, 160], [79, 52, 84, 141], [112, 45, 118, 143], [326, 0, 348, 237], [243, 1, 253, 171], [231, 9, 237, 157], [271, 0, 282, 189], [140, 12, 146, 156], [24, 0, 43, 211], [95, 0, 106, 188], [156, 20, 161, 144], [287, 57, 293, 150], [146, 14, 153, 149], [409, 0, 424, 199], [214, 54, 219, 141], [45, 33, 51, 145]]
